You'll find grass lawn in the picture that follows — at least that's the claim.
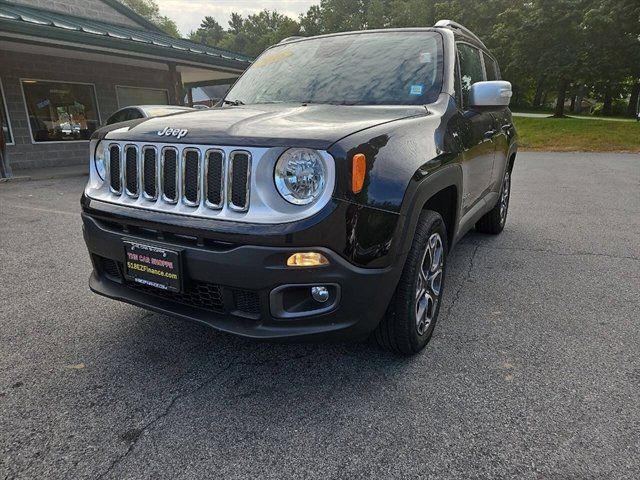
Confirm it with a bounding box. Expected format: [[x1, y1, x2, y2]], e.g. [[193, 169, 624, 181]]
[[513, 116, 640, 152]]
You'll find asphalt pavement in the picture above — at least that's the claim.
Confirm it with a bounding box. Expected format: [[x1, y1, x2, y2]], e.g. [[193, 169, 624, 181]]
[[1, 152, 639, 479]]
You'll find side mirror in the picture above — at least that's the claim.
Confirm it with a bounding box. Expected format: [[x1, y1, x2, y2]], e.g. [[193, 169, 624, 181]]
[[469, 81, 512, 108]]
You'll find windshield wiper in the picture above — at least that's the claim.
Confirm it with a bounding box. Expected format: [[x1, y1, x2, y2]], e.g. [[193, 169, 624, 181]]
[[223, 99, 245, 106]]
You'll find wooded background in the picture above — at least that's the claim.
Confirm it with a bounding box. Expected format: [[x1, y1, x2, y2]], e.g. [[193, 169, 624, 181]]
[[122, 0, 640, 118]]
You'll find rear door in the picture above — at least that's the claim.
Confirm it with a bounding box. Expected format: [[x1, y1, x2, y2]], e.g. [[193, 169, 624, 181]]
[[456, 42, 495, 214]]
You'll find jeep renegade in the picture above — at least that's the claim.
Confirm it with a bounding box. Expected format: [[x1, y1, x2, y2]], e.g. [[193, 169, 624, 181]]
[[82, 21, 518, 354]]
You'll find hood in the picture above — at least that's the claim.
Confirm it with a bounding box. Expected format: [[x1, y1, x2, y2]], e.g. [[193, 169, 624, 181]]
[[98, 103, 428, 149]]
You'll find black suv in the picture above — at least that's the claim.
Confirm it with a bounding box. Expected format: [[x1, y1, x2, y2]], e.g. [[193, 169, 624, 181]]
[[82, 20, 517, 354]]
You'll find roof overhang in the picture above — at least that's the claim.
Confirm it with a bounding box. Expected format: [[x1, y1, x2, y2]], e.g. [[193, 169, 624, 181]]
[[0, 38, 241, 85], [0, 22, 248, 74]]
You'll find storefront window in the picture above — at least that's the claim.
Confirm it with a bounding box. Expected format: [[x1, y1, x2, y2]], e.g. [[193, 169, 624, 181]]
[[21, 80, 100, 142], [116, 86, 169, 108], [0, 79, 12, 144]]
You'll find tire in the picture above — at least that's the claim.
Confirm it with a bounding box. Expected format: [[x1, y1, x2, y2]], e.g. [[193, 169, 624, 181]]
[[374, 210, 448, 355], [475, 166, 512, 235]]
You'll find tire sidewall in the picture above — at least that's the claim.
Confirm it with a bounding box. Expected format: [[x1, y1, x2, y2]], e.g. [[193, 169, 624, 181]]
[[398, 211, 449, 353]]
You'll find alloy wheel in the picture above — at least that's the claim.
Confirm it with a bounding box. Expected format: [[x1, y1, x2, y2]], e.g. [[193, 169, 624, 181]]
[[499, 170, 511, 225], [415, 232, 444, 336]]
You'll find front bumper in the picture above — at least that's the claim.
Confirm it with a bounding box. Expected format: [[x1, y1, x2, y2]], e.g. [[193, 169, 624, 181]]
[[82, 212, 400, 341]]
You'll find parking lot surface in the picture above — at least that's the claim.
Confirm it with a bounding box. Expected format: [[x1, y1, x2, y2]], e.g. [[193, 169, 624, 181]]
[[1, 152, 639, 479]]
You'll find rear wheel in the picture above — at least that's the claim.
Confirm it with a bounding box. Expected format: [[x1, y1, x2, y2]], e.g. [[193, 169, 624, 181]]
[[374, 210, 447, 355], [475, 167, 511, 234]]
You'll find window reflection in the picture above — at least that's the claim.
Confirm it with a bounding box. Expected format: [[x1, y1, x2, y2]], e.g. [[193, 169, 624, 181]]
[[21, 80, 99, 142]]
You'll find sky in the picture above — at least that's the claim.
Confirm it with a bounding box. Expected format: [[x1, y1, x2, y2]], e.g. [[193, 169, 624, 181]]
[[155, 0, 318, 36]]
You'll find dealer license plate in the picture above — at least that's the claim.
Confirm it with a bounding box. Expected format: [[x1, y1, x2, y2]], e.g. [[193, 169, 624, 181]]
[[123, 240, 182, 293]]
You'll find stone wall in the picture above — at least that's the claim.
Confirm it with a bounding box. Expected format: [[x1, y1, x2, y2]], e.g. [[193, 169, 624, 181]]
[[1, 49, 170, 170]]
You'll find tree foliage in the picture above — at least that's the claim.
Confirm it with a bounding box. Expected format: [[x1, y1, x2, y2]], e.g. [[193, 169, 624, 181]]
[[178, 0, 640, 116], [119, 0, 180, 37]]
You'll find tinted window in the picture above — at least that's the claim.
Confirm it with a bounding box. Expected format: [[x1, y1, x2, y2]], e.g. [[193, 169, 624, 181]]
[[107, 108, 142, 125], [226, 32, 444, 106], [457, 43, 484, 108], [107, 109, 128, 125], [483, 53, 499, 81], [22, 80, 100, 142]]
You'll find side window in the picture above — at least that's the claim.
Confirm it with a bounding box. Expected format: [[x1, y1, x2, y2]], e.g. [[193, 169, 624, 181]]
[[125, 108, 143, 121], [457, 43, 484, 109], [107, 109, 131, 125], [483, 53, 499, 81]]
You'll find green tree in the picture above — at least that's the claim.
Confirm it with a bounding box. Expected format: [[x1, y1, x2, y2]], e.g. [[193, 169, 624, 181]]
[[220, 10, 301, 57], [189, 16, 225, 45], [119, 0, 180, 37]]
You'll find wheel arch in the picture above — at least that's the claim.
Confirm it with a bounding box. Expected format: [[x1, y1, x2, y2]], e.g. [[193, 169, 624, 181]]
[[422, 185, 458, 248], [395, 163, 463, 258]]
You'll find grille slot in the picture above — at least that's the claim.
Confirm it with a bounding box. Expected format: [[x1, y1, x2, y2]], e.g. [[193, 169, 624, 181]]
[[142, 147, 157, 200], [109, 145, 121, 193], [162, 148, 178, 203], [233, 289, 261, 316], [127, 279, 225, 313], [228, 151, 250, 212], [205, 149, 224, 209], [99, 257, 121, 280], [182, 149, 200, 206], [125, 146, 139, 197]]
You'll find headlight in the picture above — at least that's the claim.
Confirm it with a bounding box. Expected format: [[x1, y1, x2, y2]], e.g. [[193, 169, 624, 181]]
[[274, 148, 326, 205], [93, 140, 106, 181]]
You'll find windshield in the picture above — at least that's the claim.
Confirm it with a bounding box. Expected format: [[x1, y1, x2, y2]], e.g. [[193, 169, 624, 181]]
[[226, 31, 443, 106]]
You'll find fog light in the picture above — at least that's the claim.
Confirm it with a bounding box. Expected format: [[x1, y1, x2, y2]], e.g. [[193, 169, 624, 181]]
[[311, 286, 330, 303], [287, 252, 329, 267]]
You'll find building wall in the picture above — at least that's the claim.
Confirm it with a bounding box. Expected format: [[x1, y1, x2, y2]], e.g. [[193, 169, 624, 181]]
[[10, 0, 143, 28], [1, 49, 171, 170]]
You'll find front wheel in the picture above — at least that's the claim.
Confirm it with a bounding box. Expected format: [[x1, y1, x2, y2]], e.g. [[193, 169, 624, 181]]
[[476, 167, 511, 234], [373, 210, 448, 355]]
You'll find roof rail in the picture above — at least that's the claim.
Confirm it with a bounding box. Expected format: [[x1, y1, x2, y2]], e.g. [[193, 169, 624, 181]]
[[279, 36, 305, 44], [434, 20, 487, 49]]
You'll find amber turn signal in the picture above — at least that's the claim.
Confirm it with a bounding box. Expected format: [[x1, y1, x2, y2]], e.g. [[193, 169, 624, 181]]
[[352, 153, 366, 194], [287, 252, 330, 267]]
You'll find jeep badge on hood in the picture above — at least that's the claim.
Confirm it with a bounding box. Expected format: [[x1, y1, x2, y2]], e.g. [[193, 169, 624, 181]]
[[157, 127, 188, 139]]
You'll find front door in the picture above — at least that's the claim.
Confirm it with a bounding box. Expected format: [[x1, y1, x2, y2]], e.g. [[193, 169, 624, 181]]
[[456, 43, 495, 214]]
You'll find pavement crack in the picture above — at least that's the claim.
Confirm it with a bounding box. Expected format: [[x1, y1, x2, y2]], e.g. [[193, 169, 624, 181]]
[[468, 243, 639, 262], [444, 245, 479, 321], [95, 349, 319, 479]]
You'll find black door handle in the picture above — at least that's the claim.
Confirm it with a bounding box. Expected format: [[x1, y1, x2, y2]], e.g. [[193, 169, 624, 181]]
[[484, 130, 497, 139]]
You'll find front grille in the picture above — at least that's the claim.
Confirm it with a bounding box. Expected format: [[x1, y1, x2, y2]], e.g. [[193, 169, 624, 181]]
[[104, 142, 252, 214]]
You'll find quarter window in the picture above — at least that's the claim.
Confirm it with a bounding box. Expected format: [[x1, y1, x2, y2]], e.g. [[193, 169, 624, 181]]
[[21, 80, 100, 142], [457, 43, 484, 108]]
